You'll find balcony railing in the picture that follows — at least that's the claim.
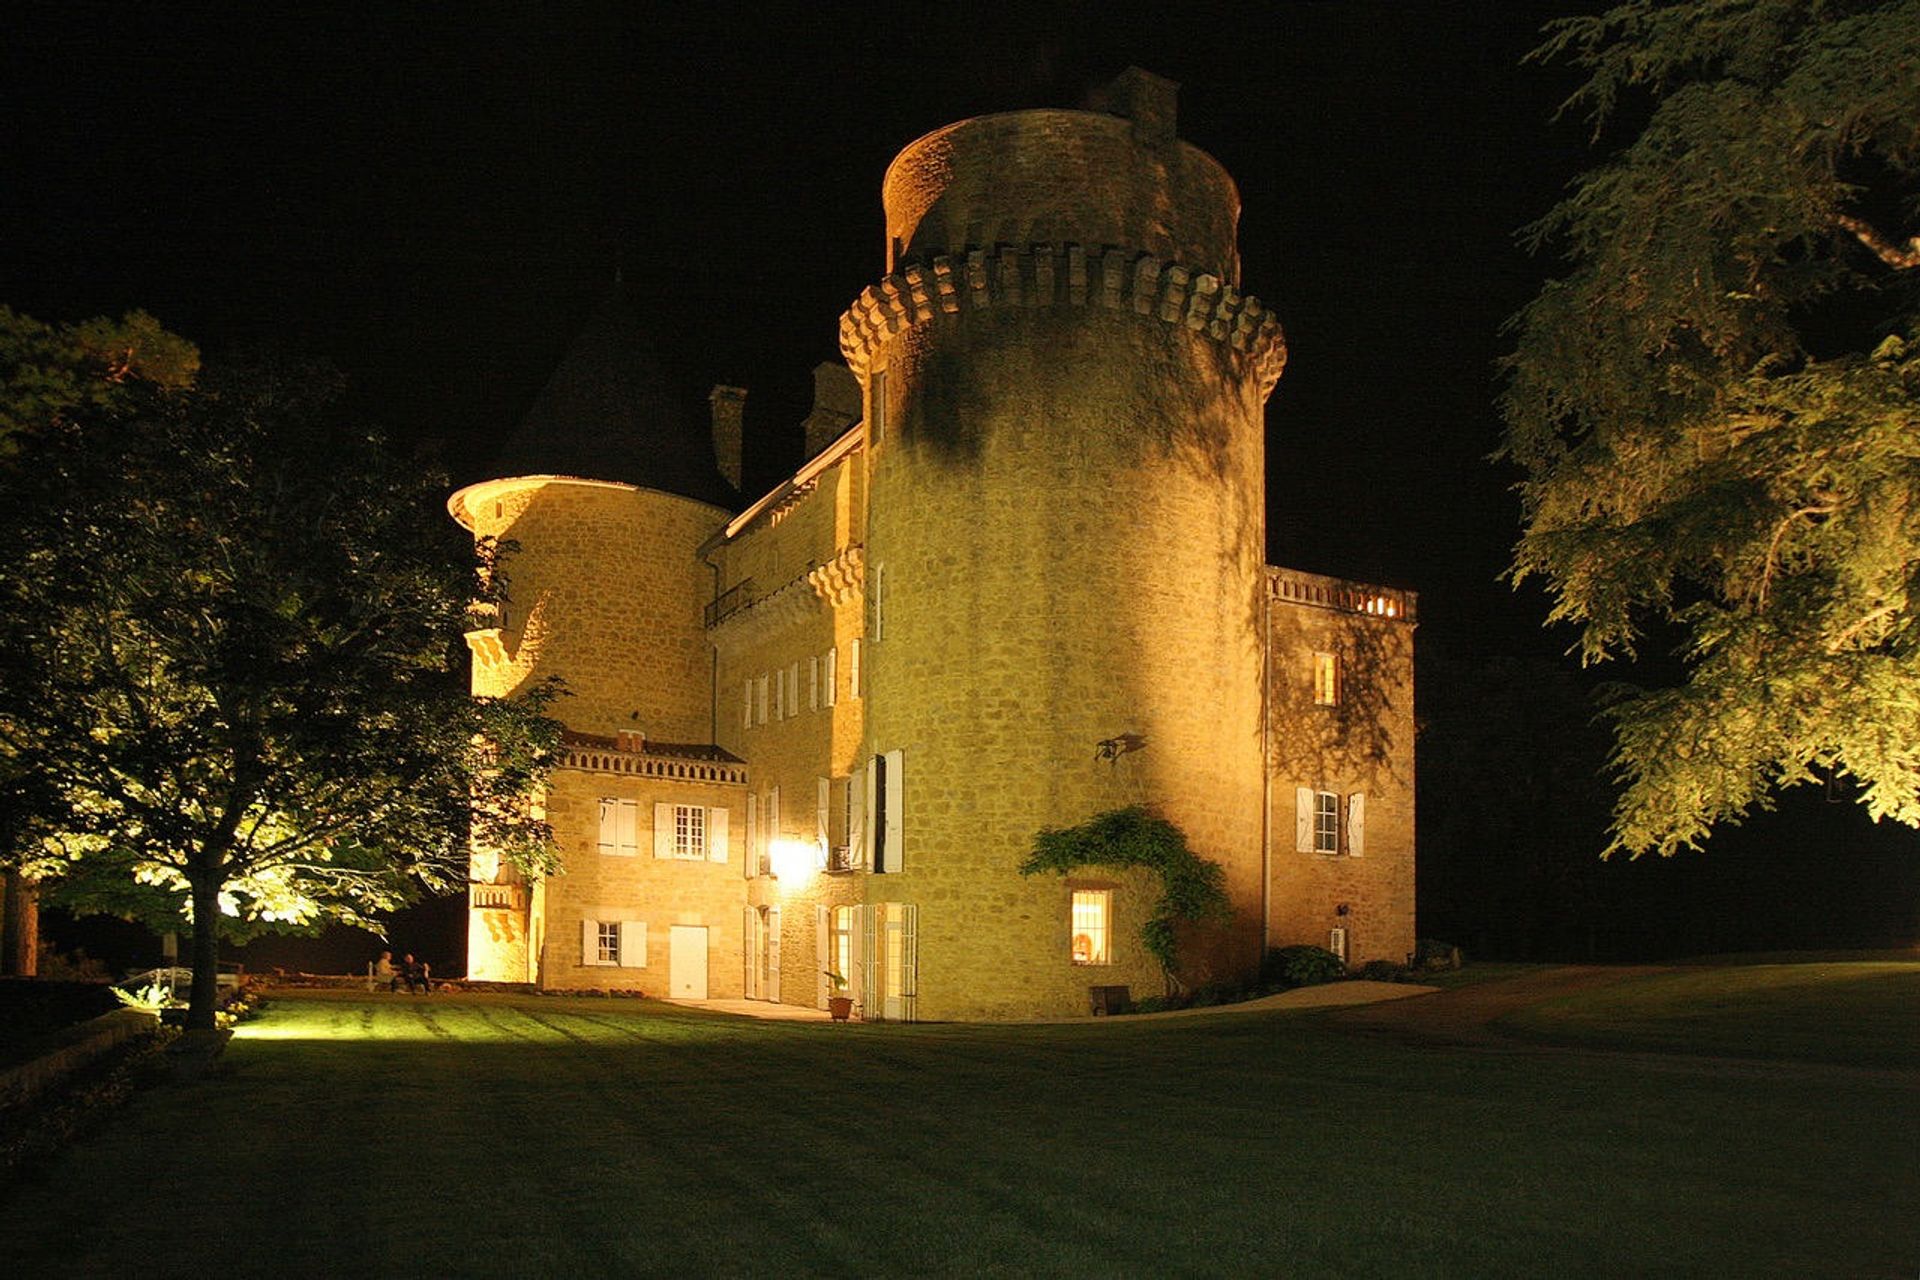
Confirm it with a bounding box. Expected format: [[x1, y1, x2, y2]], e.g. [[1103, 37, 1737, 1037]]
[[705, 578, 756, 629]]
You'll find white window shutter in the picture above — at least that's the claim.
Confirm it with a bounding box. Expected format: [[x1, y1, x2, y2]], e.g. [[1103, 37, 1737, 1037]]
[[873, 563, 885, 641], [816, 777, 830, 850], [815, 904, 830, 1009], [860, 760, 878, 869], [790, 662, 801, 716], [743, 906, 757, 999], [743, 679, 752, 730], [1329, 926, 1348, 963], [745, 793, 758, 878], [767, 905, 782, 1003], [708, 806, 729, 863], [653, 802, 673, 859], [883, 748, 905, 874], [581, 918, 597, 966], [597, 800, 616, 855], [1295, 787, 1314, 853], [1347, 793, 1366, 857], [774, 668, 784, 720], [620, 921, 647, 968], [858, 903, 876, 1016], [809, 656, 819, 710], [825, 647, 837, 707], [850, 638, 862, 699], [849, 765, 867, 866]]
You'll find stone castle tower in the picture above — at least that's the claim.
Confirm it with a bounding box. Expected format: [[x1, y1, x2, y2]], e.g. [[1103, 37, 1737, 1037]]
[[454, 70, 1413, 1018], [837, 68, 1287, 1011]]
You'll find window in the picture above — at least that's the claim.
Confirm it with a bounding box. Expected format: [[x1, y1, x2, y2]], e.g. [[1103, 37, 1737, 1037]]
[[1329, 926, 1349, 964], [756, 674, 770, 725], [1071, 890, 1111, 965], [1313, 651, 1339, 706], [674, 805, 706, 860], [1294, 788, 1366, 856], [830, 906, 853, 991], [582, 918, 646, 967], [823, 647, 837, 707], [849, 638, 863, 699], [743, 679, 753, 730], [809, 655, 819, 710], [774, 667, 785, 720], [872, 563, 886, 641], [790, 662, 801, 716], [1313, 790, 1340, 854], [868, 749, 903, 872], [597, 798, 639, 857]]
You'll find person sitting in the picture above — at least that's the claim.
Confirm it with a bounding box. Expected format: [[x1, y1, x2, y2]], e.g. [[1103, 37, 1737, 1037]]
[[375, 950, 398, 992], [399, 952, 420, 994]]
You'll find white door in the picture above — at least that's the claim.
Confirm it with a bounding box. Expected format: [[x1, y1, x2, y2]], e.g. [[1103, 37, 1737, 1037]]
[[669, 925, 708, 1000]]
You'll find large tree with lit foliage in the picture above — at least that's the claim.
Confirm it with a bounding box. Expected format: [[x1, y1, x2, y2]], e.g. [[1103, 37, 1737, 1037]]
[[0, 323, 562, 1028], [1502, 0, 1920, 855]]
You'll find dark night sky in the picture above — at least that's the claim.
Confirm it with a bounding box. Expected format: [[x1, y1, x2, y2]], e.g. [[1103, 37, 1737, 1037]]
[[19, 3, 1906, 969], [2, 0, 1599, 663]]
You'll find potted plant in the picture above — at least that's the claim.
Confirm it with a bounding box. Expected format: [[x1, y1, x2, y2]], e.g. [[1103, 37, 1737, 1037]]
[[823, 970, 854, 1022]]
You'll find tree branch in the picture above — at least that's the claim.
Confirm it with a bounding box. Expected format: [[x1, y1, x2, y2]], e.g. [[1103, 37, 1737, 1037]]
[[1836, 213, 1920, 271]]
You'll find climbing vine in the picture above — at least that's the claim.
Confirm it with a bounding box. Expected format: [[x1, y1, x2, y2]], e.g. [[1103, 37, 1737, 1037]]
[[1019, 806, 1230, 985]]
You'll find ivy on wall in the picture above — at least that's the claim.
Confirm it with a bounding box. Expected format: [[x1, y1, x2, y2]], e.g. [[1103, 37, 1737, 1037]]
[[1019, 806, 1230, 985]]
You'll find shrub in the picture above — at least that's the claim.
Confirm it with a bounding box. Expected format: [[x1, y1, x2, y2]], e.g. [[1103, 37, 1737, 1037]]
[[1356, 959, 1407, 983], [1413, 938, 1464, 971], [1262, 945, 1345, 989]]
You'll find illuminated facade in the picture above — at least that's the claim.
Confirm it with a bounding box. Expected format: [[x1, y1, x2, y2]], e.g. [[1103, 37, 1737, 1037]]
[[453, 69, 1416, 1019]]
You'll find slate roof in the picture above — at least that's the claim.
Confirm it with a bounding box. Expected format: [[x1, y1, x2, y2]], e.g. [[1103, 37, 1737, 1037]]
[[491, 287, 735, 508]]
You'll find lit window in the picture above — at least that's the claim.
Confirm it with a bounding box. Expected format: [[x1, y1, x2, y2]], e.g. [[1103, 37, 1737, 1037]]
[[673, 805, 706, 860], [1071, 890, 1111, 965], [1313, 791, 1340, 854], [831, 907, 853, 989], [596, 921, 620, 965], [1313, 651, 1339, 706]]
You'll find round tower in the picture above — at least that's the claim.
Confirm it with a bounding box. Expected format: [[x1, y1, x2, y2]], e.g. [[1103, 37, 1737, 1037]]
[[839, 70, 1286, 1018], [450, 288, 735, 982]]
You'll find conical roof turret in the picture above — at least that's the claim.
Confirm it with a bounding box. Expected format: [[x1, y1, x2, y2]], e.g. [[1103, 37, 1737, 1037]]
[[491, 286, 735, 508]]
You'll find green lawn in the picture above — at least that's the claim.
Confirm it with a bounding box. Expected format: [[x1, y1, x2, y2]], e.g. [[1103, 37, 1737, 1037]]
[[1497, 960, 1920, 1067], [2, 979, 1914, 1278]]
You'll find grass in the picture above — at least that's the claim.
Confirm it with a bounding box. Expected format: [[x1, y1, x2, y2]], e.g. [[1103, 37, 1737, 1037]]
[[1, 975, 1915, 1278], [1498, 959, 1920, 1067]]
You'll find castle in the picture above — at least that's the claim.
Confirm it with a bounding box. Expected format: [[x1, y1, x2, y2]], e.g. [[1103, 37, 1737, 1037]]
[[452, 70, 1416, 1021]]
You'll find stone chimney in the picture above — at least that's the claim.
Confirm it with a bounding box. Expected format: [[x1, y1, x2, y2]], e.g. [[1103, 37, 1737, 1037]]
[[1087, 66, 1178, 146], [801, 362, 861, 461], [709, 385, 746, 490]]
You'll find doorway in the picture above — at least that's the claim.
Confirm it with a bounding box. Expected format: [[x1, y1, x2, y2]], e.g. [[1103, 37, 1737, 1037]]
[[669, 925, 708, 1000]]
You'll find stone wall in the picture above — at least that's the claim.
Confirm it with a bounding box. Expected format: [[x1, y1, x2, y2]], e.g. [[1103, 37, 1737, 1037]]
[[1264, 570, 1417, 968]]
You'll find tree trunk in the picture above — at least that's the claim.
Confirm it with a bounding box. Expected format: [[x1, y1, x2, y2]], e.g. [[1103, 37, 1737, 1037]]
[[1, 870, 39, 976], [187, 872, 222, 1030]]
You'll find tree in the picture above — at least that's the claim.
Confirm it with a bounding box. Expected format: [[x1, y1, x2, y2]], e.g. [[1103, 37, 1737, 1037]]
[[0, 344, 561, 1027], [1502, 0, 1920, 855], [0, 307, 203, 974], [1020, 807, 1230, 991]]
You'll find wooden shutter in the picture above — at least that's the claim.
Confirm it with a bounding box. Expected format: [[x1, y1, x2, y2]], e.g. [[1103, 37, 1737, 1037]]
[[825, 647, 837, 707], [850, 638, 862, 698], [882, 748, 905, 873], [873, 563, 885, 641], [849, 765, 867, 866], [597, 800, 617, 855], [581, 918, 597, 967], [790, 662, 801, 715], [652, 802, 673, 859], [816, 777, 830, 851], [767, 905, 782, 1003], [743, 679, 753, 730], [809, 656, 819, 710], [865, 755, 883, 871], [1294, 787, 1314, 853], [707, 806, 729, 863], [1347, 793, 1366, 857], [1329, 926, 1348, 963], [815, 904, 830, 1009], [901, 902, 918, 1023], [774, 667, 784, 720], [619, 921, 647, 968], [742, 905, 758, 999]]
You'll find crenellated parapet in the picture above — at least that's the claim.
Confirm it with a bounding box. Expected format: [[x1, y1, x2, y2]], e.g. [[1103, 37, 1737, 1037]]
[[838, 244, 1288, 397]]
